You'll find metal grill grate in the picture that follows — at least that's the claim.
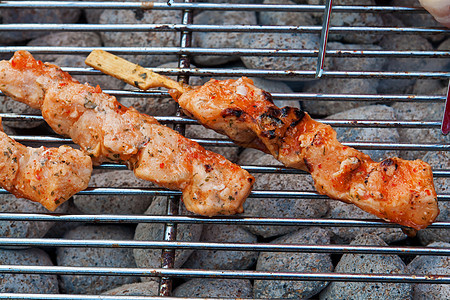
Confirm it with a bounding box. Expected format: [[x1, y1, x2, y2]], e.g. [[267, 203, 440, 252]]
[[0, 1, 449, 299]]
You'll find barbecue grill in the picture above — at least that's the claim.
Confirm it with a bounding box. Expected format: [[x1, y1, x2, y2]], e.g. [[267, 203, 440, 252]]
[[0, 0, 449, 299]]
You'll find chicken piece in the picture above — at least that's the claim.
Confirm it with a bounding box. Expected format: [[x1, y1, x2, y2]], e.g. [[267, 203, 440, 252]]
[[419, 0, 450, 28], [0, 118, 92, 211], [172, 77, 439, 230], [0, 51, 254, 216]]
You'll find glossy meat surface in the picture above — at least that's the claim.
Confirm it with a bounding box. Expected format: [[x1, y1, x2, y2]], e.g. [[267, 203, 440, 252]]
[[0, 51, 254, 216], [0, 119, 92, 211], [173, 77, 439, 230]]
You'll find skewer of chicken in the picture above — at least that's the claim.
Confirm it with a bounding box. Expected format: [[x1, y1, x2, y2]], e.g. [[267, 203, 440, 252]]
[[0, 51, 254, 216], [86, 50, 439, 230], [0, 118, 92, 211]]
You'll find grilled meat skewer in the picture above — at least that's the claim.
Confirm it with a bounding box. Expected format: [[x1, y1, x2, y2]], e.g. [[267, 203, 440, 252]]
[[0, 51, 254, 216], [0, 118, 92, 211], [175, 77, 439, 230], [86, 50, 439, 230]]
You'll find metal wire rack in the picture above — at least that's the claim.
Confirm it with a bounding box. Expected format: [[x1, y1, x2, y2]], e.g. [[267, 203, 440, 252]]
[[0, 0, 449, 299]]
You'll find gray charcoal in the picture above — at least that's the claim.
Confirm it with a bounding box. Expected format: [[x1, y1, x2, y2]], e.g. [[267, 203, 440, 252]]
[[81, 0, 126, 24], [327, 105, 400, 162], [0, 9, 81, 44], [307, 0, 384, 44], [1, 123, 15, 136], [185, 124, 240, 162], [27, 32, 126, 90], [325, 199, 406, 244], [378, 34, 434, 95], [417, 151, 450, 245], [413, 77, 448, 96], [238, 31, 320, 76], [173, 278, 253, 298], [103, 281, 159, 296], [99, 1, 181, 67], [0, 195, 68, 248], [438, 37, 450, 51], [119, 84, 177, 117], [0, 248, 58, 293], [254, 227, 333, 299], [183, 224, 258, 270], [133, 196, 203, 281], [329, 42, 385, 72], [238, 149, 328, 238], [73, 170, 155, 215], [45, 199, 86, 239], [302, 43, 384, 116], [392, 0, 447, 43], [260, 0, 318, 27], [193, 10, 257, 66], [320, 234, 412, 300], [248, 77, 300, 109], [57, 225, 138, 294], [392, 87, 449, 160], [407, 242, 450, 300], [302, 79, 378, 117], [0, 95, 43, 129], [413, 37, 450, 95]]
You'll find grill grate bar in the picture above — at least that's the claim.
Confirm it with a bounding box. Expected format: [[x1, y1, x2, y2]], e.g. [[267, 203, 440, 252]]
[[1, 265, 449, 284], [0, 24, 448, 35], [63, 67, 450, 80], [0, 2, 431, 13], [2, 115, 445, 129], [94, 164, 450, 178], [11, 135, 450, 151], [158, 3, 194, 296], [1, 47, 448, 59], [0, 65, 440, 80], [1, 213, 449, 229], [0, 187, 448, 202], [1, 238, 450, 256], [1, 92, 446, 103]]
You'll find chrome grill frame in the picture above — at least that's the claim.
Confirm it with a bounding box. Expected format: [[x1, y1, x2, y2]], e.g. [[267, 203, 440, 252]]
[[0, 0, 449, 299]]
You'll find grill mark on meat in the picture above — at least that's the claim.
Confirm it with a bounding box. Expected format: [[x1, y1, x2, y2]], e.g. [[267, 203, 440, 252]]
[[303, 157, 313, 172], [259, 108, 283, 130], [221, 107, 245, 120], [311, 132, 325, 146], [380, 158, 398, 172], [380, 158, 394, 167], [260, 129, 277, 140], [282, 107, 306, 128], [262, 90, 274, 104]]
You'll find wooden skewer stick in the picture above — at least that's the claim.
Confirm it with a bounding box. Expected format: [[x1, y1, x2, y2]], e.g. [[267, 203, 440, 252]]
[[85, 49, 186, 93]]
